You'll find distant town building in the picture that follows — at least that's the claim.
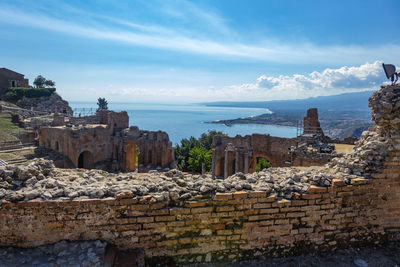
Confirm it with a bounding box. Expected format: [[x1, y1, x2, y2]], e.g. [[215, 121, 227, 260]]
[[0, 68, 29, 97]]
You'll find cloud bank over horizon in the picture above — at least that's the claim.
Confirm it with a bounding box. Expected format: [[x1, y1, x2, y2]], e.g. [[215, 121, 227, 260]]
[[78, 61, 387, 103]]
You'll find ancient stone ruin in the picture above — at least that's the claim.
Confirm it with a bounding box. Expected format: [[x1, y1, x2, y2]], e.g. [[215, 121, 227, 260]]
[[1, 85, 400, 265], [211, 108, 336, 178], [38, 109, 175, 171]]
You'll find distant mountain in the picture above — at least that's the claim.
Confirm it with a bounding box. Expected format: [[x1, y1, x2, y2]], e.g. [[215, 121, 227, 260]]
[[204, 90, 375, 111]]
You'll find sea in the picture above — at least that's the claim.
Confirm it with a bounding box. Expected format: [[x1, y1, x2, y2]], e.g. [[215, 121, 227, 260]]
[[69, 102, 297, 145]]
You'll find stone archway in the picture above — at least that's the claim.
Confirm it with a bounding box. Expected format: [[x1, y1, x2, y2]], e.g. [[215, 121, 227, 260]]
[[78, 151, 94, 169], [249, 154, 273, 173]]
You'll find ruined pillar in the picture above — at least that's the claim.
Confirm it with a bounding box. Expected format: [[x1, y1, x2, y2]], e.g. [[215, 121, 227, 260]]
[[211, 148, 215, 180], [224, 148, 229, 179], [123, 140, 136, 171], [244, 152, 249, 174], [235, 149, 239, 174], [224, 143, 235, 179], [152, 142, 157, 167]]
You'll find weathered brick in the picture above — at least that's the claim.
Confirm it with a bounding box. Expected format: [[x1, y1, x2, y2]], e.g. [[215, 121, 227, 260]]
[[155, 215, 175, 222], [185, 201, 207, 208], [301, 193, 322, 200], [307, 185, 327, 193], [271, 199, 291, 208], [249, 191, 267, 198], [137, 216, 154, 223], [286, 212, 306, 218], [253, 203, 272, 209], [191, 207, 213, 214], [233, 191, 248, 199], [216, 206, 235, 212], [215, 193, 233, 200], [258, 195, 277, 203], [331, 179, 346, 187], [259, 208, 279, 214], [350, 178, 369, 185]]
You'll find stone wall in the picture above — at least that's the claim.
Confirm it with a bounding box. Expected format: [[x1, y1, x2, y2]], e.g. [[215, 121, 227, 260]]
[[0, 152, 399, 264], [212, 134, 297, 178], [39, 111, 175, 171], [0, 68, 28, 97], [211, 108, 335, 179]]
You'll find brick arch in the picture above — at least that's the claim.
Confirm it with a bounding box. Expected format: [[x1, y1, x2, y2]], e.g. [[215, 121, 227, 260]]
[[249, 154, 273, 173], [77, 150, 94, 169]]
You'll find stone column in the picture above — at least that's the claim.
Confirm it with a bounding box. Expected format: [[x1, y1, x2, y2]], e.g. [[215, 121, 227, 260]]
[[244, 152, 249, 174], [235, 149, 239, 174], [211, 148, 215, 180], [224, 148, 229, 179]]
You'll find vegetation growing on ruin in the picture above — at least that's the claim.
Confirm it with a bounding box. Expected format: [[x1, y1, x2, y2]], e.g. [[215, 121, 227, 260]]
[[175, 130, 226, 172], [97, 97, 108, 111], [256, 157, 271, 172], [187, 147, 212, 173], [5, 87, 56, 101]]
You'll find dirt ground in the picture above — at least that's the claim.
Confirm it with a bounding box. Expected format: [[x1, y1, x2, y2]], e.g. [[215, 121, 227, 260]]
[[334, 144, 355, 154]]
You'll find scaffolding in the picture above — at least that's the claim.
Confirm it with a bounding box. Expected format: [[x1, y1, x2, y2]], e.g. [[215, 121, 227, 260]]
[[73, 108, 96, 117]]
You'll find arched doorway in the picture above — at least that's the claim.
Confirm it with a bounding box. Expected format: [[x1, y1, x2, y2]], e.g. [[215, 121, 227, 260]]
[[78, 151, 94, 169], [256, 157, 271, 172]]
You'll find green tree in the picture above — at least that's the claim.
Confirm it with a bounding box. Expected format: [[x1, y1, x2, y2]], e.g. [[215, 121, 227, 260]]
[[188, 147, 212, 173], [44, 80, 55, 87], [33, 75, 46, 88], [174, 137, 201, 171], [97, 97, 108, 111], [174, 130, 226, 172], [199, 130, 226, 150], [256, 157, 271, 172]]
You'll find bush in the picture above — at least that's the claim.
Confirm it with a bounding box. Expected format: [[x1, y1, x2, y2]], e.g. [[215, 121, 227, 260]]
[[174, 130, 226, 172], [5, 87, 56, 101], [256, 157, 271, 172], [188, 147, 212, 173], [10, 113, 20, 123]]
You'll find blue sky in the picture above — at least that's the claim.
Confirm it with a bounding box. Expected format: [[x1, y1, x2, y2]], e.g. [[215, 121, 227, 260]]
[[0, 0, 399, 103]]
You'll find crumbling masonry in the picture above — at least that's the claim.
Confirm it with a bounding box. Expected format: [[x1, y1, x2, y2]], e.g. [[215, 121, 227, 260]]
[[211, 108, 333, 178], [38, 110, 175, 171], [1, 85, 400, 265]]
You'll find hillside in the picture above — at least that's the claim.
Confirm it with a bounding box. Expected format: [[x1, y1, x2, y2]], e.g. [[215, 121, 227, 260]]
[[204, 90, 374, 111], [206, 91, 375, 139]]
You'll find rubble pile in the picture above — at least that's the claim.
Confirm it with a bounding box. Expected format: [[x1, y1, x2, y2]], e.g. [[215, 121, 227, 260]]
[[369, 85, 400, 134], [328, 128, 392, 177], [0, 158, 337, 202], [328, 85, 398, 177]]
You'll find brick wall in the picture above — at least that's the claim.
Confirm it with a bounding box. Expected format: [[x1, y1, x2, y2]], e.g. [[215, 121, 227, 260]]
[[1, 151, 400, 264]]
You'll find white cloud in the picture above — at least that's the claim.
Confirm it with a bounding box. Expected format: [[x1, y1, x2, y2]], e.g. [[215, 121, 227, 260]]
[[61, 61, 389, 102], [0, 4, 399, 65], [220, 61, 387, 101]]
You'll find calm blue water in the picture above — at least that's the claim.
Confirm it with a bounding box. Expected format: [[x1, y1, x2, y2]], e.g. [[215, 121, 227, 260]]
[[69, 102, 297, 145]]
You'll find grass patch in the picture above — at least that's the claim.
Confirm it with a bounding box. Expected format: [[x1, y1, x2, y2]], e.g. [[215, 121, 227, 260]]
[[0, 113, 26, 142]]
